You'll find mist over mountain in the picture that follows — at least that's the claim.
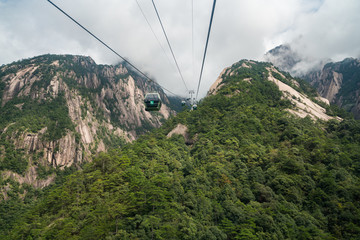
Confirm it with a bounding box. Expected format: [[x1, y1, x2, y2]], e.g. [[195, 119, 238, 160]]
[[265, 45, 360, 119], [305, 58, 360, 119], [1, 58, 359, 239], [264, 44, 331, 77], [264, 44, 302, 74]]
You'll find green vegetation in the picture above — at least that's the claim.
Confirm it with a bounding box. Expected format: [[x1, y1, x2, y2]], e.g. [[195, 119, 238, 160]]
[[335, 59, 360, 112], [0, 93, 73, 175], [97, 126, 126, 150], [0, 93, 74, 141], [0, 166, 79, 235], [0, 53, 169, 237], [0, 139, 28, 174], [1, 60, 359, 239], [0, 54, 133, 176]]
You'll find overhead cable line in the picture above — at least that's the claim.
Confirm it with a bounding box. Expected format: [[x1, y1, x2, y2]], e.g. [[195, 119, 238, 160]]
[[195, 0, 217, 100], [151, 0, 189, 92], [46, 0, 180, 97], [134, 0, 172, 66], [191, 0, 195, 85]]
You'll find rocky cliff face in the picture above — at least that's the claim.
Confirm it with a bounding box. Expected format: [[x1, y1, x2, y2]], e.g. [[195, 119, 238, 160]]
[[0, 54, 176, 190], [305, 65, 343, 102], [305, 58, 360, 118], [265, 45, 360, 119]]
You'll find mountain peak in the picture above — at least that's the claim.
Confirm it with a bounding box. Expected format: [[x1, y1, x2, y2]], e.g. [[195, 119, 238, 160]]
[[264, 44, 302, 74], [0, 54, 177, 187], [208, 60, 337, 121]]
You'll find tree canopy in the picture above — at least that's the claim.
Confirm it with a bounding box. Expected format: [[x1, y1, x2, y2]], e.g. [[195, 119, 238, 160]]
[[1, 60, 360, 239]]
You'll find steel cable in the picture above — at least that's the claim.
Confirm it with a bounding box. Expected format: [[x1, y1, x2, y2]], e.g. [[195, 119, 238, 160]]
[[195, 0, 217, 100], [46, 0, 181, 97]]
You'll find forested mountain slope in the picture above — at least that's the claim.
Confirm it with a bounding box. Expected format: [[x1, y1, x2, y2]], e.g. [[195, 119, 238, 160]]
[[0, 54, 176, 200], [2, 60, 360, 239]]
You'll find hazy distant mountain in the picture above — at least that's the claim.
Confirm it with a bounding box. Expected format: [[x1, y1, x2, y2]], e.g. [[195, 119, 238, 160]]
[[266, 45, 360, 118], [305, 58, 360, 118], [264, 44, 302, 74]]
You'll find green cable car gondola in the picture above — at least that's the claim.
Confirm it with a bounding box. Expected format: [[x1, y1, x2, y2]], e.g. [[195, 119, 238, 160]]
[[144, 92, 162, 111]]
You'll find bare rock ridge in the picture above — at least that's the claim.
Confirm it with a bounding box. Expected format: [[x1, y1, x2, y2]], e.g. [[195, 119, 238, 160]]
[[266, 67, 337, 121], [0, 54, 175, 189], [265, 45, 360, 119], [166, 123, 194, 145], [208, 60, 338, 121]]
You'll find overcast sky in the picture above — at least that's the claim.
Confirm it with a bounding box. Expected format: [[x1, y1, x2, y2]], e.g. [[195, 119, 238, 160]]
[[1, 0, 360, 98]]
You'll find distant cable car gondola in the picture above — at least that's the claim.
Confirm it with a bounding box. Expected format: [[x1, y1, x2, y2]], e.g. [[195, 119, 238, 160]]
[[181, 100, 186, 106], [192, 104, 197, 110], [144, 92, 162, 111]]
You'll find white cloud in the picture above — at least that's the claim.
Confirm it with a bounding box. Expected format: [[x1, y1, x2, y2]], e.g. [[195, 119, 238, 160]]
[[1, 0, 359, 98], [278, 0, 360, 65]]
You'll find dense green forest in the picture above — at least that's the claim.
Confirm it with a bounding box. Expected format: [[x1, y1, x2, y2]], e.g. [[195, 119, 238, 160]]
[[1, 60, 360, 239]]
